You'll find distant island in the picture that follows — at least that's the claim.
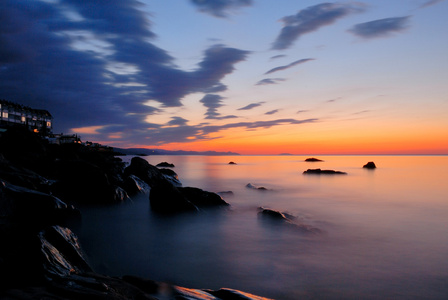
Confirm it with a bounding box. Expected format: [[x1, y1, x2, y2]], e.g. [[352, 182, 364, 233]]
[[114, 147, 240, 156]]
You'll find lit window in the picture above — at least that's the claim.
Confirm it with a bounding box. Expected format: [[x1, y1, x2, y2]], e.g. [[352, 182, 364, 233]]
[[21, 116, 26, 123], [2, 112, 8, 119], [46, 121, 51, 127]]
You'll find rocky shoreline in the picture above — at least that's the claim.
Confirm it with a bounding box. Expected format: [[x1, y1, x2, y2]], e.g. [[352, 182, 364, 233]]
[[0, 128, 272, 300]]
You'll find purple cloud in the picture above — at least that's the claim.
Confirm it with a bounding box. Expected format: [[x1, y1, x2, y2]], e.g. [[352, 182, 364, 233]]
[[190, 0, 253, 18], [348, 16, 411, 39], [272, 3, 365, 50], [264, 58, 314, 75], [199, 94, 238, 120], [255, 78, 286, 86], [265, 109, 279, 115], [238, 102, 265, 110]]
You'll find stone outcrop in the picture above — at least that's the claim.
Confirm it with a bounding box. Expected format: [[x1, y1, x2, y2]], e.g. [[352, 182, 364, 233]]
[[303, 168, 347, 175]]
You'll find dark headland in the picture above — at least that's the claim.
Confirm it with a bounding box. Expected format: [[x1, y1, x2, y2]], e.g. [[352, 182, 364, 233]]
[[0, 127, 271, 300]]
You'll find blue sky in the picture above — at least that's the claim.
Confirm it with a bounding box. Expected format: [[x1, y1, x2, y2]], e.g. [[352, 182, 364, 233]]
[[1, 0, 447, 153]]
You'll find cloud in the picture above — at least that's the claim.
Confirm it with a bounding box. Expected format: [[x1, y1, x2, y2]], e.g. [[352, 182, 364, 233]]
[[265, 109, 279, 115], [167, 117, 189, 126], [190, 0, 253, 18], [272, 3, 365, 50], [348, 16, 411, 39], [199, 94, 238, 120], [238, 102, 265, 110], [270, 54, 287, 60], [264, 58, 314, 75], [419, 0, 446, 8], [255, 78, 286, 85], [0, 0, 249, 138]]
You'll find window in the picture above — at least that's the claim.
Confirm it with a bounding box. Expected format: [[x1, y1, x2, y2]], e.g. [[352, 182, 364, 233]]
[[21, 116, 26, 123], [2, 112, 8, 119], [46, 121, 51, 127]]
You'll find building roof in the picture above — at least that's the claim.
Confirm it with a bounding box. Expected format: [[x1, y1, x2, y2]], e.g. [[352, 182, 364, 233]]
[[0, 99, 52, 118]]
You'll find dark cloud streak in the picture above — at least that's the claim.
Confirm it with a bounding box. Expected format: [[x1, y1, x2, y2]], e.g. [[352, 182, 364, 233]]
[[264, 58, 314, 75], [238, 102, 265, 110], [348, 16, 411, 39], [272, 3, 365, 50], [190, 0, 253, 18]]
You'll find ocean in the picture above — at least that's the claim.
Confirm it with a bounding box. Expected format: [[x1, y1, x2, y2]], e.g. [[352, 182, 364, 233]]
[[77, 155, 448, 299]]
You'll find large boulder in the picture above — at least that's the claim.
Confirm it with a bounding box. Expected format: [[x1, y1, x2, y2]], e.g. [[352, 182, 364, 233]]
[[122, 175, 150, 195], [51, 159, 129, 204], [0, 180, 80, 224], [124, 157, 177, 188], [150, 182, 198, 214], [179, 187, 229, 208]]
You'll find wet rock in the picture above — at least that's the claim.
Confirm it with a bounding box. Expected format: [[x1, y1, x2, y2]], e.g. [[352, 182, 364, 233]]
[[258, 207, 321, 234], [156, 162, 175, 168], [246, 183, 268, 190], [228, 161, 237, 165], [363, 161, 376, 169], [305, 157, 323, 162], [122, 175, 150, 195], [0, 180, 80, 224], [303, 168, 347, 175], [149, 182, 198, 214], [51, 159, 128, 204], [206, 287, 275, 300], [159, 168, 182, 187], [124, 157, 175, 188], [179, 187, 229, 208]]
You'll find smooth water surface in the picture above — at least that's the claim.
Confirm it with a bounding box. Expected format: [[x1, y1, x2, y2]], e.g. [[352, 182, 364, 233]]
[[78, 155, 448, 299]]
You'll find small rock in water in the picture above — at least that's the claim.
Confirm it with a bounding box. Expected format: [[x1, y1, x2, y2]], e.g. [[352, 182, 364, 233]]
[[305, 157, 323, 162], [363, 161, 376, 169], [303, 168, 347, 175], [156, 162, 175, 168], [246, 183, 268, 190], [228, 161, 237, 165]]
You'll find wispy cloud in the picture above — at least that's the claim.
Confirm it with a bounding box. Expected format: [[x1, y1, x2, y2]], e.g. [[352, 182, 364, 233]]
[[190, 0, 253, 18], [272, 3, 366, 50], [265, 109, 279, 115], [199, 94, 238, 120], [238, 102, 265, 110], [255, 78, 286, 86], [264, 58, 314, 75], [167, 116, 189, 126], [348, 16, 411, 39]]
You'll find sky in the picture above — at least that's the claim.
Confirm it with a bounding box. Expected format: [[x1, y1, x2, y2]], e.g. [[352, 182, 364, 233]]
[[1, 0, 447, 155]]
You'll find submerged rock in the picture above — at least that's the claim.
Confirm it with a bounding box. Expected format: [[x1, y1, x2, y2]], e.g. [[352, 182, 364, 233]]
[[305, 157, 323, 162], [150, 182, 198, 214], [303, 168, 347, 175], [246, 183, 268, 191], [363, 161, 376, 169], [258, 207, 321, 234], [179, 187, 229, 208]]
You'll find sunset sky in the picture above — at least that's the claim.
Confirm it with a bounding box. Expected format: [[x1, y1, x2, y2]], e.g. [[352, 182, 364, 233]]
[[1, 0, 447, 154]]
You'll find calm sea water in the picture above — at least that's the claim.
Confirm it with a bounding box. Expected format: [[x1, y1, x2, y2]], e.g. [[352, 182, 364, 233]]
[[77, 155, 448, 299]]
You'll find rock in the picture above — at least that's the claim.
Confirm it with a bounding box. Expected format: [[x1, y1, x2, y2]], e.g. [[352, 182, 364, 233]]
[[156, 162, 175, 168], [122, 175, 150, 195], [305, 157, 323, 162], [206, 287, 275, 300], [159, 168, 182, 187], [258, 207, 321, 234], [179, 187, 229, 208], [228, 161, 237, 165], [0, 180, 80, 224], [149, 182, 198, 214], [303, 168, 347, 175], [246, 183, 268, 190], [124, 157, 175, 188], [363, 161, 376, 169], [218, 191, 234, 197], [51, 159, 128, 204]]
